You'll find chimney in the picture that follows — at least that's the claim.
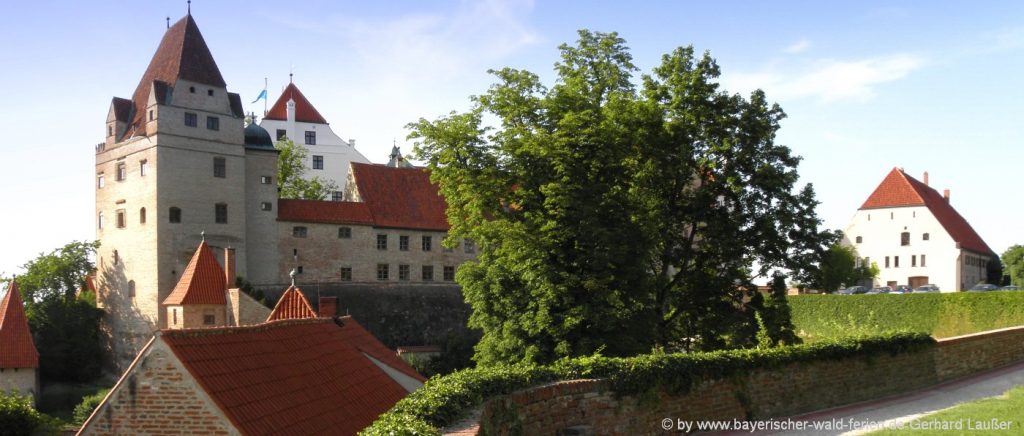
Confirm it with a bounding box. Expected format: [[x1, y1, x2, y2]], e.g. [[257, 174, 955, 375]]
[[318, 296, 337, 318], [923, 171, 929, 186], [943, 189, 950, 202], [224, 247, 236, 289]]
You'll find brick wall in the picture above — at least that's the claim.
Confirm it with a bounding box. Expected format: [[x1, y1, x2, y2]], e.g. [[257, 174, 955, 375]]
[[450, 326, 1024, 435]]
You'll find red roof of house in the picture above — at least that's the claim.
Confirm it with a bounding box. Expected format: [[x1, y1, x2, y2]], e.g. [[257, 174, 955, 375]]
[[162, 317, 422, 435], [351, 163, 449, 231], [163, 241, 227, 306], [266, 286, 317, 322], [860, 167, 994, 255], [0, 279, 39, 369], [277, 199, 375, 225], [263, 82, 329, 124], [121, 15, 227, 140]]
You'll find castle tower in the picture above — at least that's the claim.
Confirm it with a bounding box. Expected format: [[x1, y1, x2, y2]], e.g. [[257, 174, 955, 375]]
[[163, 240, 229, 329], [96, 14, 255, 366]]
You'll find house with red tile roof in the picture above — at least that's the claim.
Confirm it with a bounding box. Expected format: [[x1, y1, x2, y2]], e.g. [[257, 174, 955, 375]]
[[843, 168, 997, 291], [164, 240, 271, 329], [78, 317, 424, 435], [0, 279, 40, 400]]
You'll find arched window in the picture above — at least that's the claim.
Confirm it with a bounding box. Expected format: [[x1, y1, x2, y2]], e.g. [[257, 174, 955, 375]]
[[140, 207, 146, 224], [169, 207, 181, 223]]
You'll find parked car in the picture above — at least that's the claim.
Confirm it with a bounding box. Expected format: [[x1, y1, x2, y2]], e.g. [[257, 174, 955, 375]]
[[837, 286, 870, 295], [866, 287, 891, 294], [1000, 285, 1020, 291], [913, 284, 940, 293], [968, 284, 999, 292], [892, 285, 912, 294]]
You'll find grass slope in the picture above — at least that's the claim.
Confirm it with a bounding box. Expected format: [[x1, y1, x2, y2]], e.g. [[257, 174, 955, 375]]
[[869, 386, 1024, 435]]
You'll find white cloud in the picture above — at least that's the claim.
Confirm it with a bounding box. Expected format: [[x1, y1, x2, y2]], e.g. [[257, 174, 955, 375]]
[[725, 54, 925, 102], [784, 38, 812, 54]]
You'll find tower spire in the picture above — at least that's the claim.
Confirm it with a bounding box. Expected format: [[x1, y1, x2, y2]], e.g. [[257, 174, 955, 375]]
[[187, 0, 191, 15], [166, 16, 170, 29]]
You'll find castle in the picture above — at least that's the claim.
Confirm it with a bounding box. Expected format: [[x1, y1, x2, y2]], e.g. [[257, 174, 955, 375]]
[[95, 14, 474, 367]]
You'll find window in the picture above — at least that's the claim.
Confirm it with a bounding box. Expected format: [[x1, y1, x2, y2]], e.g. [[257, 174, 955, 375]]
[[338, 227, 351, 239], [923, 233, 930, 241], [215, 203, 227, 224], [921, 254, 926, 267], [207, 89, 214, 97], [261, 202, 272, 211], [443, 266, 455, 281], [189, 86, 196, 93], [464, 239, 476, 254], [98, 212, 104, 229], [213, 157, 226, 178], [203, 310, 216, 326], [261, 175, 272, 184], [885, 256, 890, 268], [169, 207, 181, 223], [340, 267, 352, 281], [184, 112, 198, 127], [297, 266, 304, 274], [422, 265, 434, 281], [900, 232, 910, 246], [116, 209, 126, 228], [331, 191, 343, 202], [855, 236, 862, 244], [912, 255, 917, 267], [276, 129, 286, 140], [400, 236, 409, 251], [149, 110, 154, 121], [107, 125, 112, 137], [116, 162, 126, 181], [377, 234, 388, 250], [207, 116, 220, 131], [139, 207, 146, 224], [890, 212, 894, 220], [305, 131, 316, 145], [422, 236, 432, 251], [399, 264, 410, 281], [128, 280, 136, 299], [292, 226, 308, 238], [97, 174, 105, 189], [140, 160, 148, 176], [894, 256, 900, 268], [864, 257, 870, 268], [377, 264, 389, 281], [173, 308, 178, 325], [312, 155, 324, 170], [113, 250, 119, 265]]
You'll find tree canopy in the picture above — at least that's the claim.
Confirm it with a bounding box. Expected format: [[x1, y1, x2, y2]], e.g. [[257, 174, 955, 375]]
[[1002, 245, 1024, 286], [409, 30, 833, 366], [276, 138, 338, 200], [809, 241, 878, 293]]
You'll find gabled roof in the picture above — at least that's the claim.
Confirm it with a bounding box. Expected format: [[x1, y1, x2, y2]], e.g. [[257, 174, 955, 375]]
[[163, 241, 227, 306], [266, 286, 317, 322], [161, 317, 421, 435], [351, 163, 449, 231], [860, 167, 994, 255], [263, 82, 329, 124], [277, 199, 374, 225], [121, 15, 227, 140], [0, 279, 39, 369]]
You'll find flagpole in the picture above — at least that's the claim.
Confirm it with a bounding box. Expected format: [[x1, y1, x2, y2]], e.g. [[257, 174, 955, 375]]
[[263, 77, 268, 116]]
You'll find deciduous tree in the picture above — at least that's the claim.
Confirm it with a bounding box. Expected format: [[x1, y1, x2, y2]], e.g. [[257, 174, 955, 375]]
[[276, 138, 338, 200], [1002, 245, 1024, 286]]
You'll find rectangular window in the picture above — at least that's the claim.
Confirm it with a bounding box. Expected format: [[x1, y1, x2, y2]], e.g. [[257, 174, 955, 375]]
[[399, 264, 410, 281], [400, 235, 409, 251], [292, 226, 308, 238], [260, 175, 272, 184], [377, 264, 389, 281], [116, 209, 126, 229], [97, 174, 105, 189], [184, 112, 198, 127], [885, 256, 890, 268], [260, 202, 272, 211], [214, 157, 226, 178], [923, 233, 930, 241], [422, 265, 434, 281], [169, 207, 181, 223], [149, 110, 154, 121], [140, 160, 148, 176], [276, 129, 287, 140], [921, 254, 926, 267], [215, 203, 227, 224], [443, 266, 455, 281], [900, 232, 910, 246], [305, 131, 316, 145], [464, 239, 476, 254], [338, 227, 351, 239], [313, 155, 324, 170], [116, 162, 126, 181], [377, 234, 388, 250], [340, 267, 352, 281], [912, 255, 917, 267], [894, 256, 900, 268], [331, 191, 343, 202], [206, 116, 220, 131], [203, 311, 216, 326], [422, 236, 432, 251]]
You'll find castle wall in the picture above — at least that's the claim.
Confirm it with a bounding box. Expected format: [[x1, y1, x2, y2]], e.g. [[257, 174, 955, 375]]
[[0, 368, 37, 402]]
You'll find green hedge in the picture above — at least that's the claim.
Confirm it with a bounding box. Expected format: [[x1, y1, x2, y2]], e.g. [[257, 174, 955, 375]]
[[361, 332, 934, 435], [790, 291, 1024, 341]]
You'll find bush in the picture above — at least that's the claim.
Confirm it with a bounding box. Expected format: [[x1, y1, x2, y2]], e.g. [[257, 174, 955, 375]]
[[0, 391, 43, 436], [72, 388, 109, 425]]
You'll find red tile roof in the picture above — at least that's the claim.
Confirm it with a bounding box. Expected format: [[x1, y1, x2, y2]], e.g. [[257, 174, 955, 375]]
[[335, 317, 426, 383], [0, 279, 39, 369], [351, 163, 450, 231], [121, 15, 227, 140], [860, 167, 994, 255], [266, 286, 317, 322], [162, 317, 421, 435], [163, 241, 227, 306], [277, 199, 374, 225], [263, 82, 329, 125]]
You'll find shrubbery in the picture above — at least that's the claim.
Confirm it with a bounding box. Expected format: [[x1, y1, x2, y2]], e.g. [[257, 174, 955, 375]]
[[73, 388, 110, 425]]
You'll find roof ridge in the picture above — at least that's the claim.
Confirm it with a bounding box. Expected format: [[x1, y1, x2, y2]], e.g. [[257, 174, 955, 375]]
[[263, 82, 329, 124], [161, 317, 334, 338]]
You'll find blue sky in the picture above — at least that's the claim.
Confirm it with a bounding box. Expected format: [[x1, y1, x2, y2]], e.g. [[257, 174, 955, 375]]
[[1, 0, 1022, 275]]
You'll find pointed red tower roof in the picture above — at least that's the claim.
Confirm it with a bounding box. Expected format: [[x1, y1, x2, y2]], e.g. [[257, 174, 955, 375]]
[[163, 241, 227, 305], [0, 279, 39, 368], [860, 167, 994, 255], [120, 15, 227, 140], [264, 82, 329, 124], [266, 286, 317, 322]]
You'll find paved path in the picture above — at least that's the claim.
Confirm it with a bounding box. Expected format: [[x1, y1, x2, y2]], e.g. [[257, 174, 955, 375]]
[[721, 360, 1024, 435]]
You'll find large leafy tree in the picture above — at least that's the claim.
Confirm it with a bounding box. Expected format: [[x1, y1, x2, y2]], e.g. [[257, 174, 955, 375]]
[[810, 241, 878, 293], [410, 31, 831, 365], [1002, 245, 1024, 286], [276, 138, 339, 200]]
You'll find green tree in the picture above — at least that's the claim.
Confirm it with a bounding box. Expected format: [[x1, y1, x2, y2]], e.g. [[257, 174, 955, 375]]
[[999, 245, 1023, 286], [410, 30, 831, 365], [276, 138, 339, 200], [10, 241, 106, 383], [0, 391, 43, 436]]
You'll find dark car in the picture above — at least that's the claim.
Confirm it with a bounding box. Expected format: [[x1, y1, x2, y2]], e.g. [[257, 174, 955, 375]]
[[892, 285, 912, 294], [968, 284, 999, 292], [837, 286, 870, 295], [866, 287, 891, 294], [1000, 285, 1020, 291], [913, 284, 940, 293]]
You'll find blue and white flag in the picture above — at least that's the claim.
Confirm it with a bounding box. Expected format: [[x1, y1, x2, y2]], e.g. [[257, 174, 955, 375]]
[[251, 89, 267, 104]]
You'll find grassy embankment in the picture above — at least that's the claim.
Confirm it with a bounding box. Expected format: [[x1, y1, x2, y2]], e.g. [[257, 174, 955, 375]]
[[869, 386, 1024, 435]]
